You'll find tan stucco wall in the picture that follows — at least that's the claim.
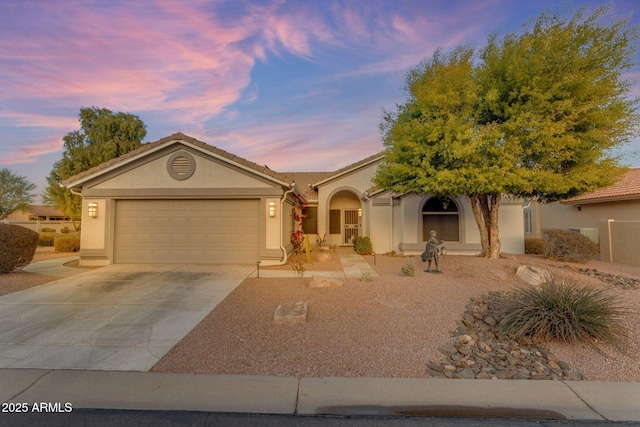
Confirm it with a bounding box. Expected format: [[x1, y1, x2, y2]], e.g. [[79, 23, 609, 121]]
[[80, 198, 106, 250], [395, 195, 481, 251], [499, 198, 526, 254], [599, 220, 640, 267], [4, 210, 31, 221], [369, 197, 394, 253], [265, 197, 281, 250], [92, 150, 272, 190], [316, 163, 376, 246], [533, 199, 640, 242]]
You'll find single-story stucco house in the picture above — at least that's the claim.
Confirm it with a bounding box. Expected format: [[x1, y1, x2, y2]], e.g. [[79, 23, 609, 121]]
[[3, 205, 75, 233], [4, 205, 69, 222], [526, 168, 640, 243], [62, 133, 525, 266]]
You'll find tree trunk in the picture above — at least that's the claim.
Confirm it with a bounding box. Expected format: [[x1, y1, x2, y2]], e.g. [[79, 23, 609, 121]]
[[468, 193, 501, 258]]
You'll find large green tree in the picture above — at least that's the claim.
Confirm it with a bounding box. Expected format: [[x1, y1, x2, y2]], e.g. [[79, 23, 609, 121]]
[[375, 7, 638, 258], [0, 168, 36, 219], [44, 107, 147, 224]]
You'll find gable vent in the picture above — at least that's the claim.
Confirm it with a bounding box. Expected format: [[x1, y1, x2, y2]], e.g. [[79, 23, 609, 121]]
[[172, 156, 191, 174], [167, 151, 195, 180]]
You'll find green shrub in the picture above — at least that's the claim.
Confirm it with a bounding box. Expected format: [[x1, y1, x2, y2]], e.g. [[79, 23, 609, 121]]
[[352, 236, 373, 255], [54, 233, 80, 253], [400, 259, 415, 276], [41, 227, 56, 233], [360, 272, 372, 282], [0, 224, 39, 274], [524, 237, 544, 255], [498, 280, 629, 348], [541, 228, 599, 263], [60, 227, 70, 234], [38, 232, 55, 246]]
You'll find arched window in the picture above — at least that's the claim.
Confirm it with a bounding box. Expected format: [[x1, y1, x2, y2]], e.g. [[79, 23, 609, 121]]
[[422, 197, 459, 241]]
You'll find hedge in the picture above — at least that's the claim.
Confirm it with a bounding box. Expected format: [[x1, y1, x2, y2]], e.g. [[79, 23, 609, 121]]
[[54, 234, 81, 253], [0, 224, 39, 274]]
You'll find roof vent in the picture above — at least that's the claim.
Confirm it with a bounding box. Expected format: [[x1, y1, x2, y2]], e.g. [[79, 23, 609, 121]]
[[167, 151, 195, 180]]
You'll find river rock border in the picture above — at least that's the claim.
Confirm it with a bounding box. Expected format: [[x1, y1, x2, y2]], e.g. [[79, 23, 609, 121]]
[[426, 291, 584, 380]]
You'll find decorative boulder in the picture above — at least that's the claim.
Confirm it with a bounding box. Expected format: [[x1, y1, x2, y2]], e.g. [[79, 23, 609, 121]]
[[308, 276, 343, 288], [516, 265, 553, 286]]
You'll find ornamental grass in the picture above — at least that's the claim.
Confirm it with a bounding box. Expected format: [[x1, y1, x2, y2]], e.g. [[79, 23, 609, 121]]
[[498, 280, 631, 349]]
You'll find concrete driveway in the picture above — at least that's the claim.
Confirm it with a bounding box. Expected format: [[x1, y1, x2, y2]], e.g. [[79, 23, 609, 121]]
[[0, 263, 254, 371]]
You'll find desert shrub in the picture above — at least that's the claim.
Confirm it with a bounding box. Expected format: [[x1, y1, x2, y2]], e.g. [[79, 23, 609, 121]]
[[352, 236, 373, 255], [498, 280, 629, 348], [400, 259, 415, 276], [38, 232, 56, 246], [0, 224, 39, 274], [54, 233, 80, 253], [360, 272, 372, 282], [524, 237, 544, 255], [41, 227, 56, 233], [60, 227, 70, 234], [541, 228, 599, 263], [290, 254, 305, 278]]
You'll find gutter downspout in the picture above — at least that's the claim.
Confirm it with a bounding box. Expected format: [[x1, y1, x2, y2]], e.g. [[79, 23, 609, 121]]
[[362, 191, 371, 239], [276, 183, 296, 265], [390, 193, 395, 253]]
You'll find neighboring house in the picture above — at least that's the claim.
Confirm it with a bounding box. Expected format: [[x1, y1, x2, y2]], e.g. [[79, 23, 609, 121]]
[[62, 133, 525, 266], [526, 168, 640, 243], [3, 205, 75, 233], [4, 205, 69, 222]]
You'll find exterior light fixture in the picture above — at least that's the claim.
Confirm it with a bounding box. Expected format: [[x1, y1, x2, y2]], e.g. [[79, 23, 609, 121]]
[[268, 201, 276, 217], [358, 208, 362, 217], [88, 202, 98, 218]]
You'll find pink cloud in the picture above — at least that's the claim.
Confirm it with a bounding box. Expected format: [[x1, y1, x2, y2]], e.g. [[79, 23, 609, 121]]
[[1, 137, 64, 165]]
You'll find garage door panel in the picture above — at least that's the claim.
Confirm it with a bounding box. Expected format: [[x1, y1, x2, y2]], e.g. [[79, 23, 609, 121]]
[[115, 200, 260, 264]]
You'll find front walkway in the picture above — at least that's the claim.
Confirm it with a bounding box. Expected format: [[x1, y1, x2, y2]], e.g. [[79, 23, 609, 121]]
[[250, 248, 378, 279]]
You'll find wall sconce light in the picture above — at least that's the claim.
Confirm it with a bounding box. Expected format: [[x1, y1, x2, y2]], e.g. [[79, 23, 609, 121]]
[[268, 201, 276, 217], [358, 208, 362, 217], [88, 202, 98, 218]]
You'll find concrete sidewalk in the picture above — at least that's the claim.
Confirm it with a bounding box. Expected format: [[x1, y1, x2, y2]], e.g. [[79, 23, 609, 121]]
[[22, 256, 84, 277], [1, 369, 639, 421]]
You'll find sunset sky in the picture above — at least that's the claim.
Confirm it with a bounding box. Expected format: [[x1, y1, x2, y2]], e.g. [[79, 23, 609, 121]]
[[2, 0, 639, 203]]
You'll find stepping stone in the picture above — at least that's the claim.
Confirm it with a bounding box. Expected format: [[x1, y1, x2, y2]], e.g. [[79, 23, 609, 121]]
[[274, 301, 308, 324], [308, 276, 343, 288]]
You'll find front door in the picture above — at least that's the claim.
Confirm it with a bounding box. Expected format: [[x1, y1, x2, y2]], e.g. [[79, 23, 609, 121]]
[[344, 209, 359, 244]]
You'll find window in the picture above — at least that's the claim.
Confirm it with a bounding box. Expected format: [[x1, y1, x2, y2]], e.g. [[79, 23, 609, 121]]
[[523, 207, 532, 234], [329, 209, 341, 234], [422, 197, 459, 241], [302, 206, 317, 234]]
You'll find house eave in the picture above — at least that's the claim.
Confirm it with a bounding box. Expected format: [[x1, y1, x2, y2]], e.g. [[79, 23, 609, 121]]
[[312, 154, 384, 187], [62, 138, 294, 191], [561, 194, 640, 205]]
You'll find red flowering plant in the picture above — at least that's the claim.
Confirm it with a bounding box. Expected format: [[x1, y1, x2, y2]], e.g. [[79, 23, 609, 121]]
[[290, 202, 308, 254]]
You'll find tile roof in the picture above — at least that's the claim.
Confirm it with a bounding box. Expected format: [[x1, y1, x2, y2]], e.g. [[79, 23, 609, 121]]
[[562, 168, 640, 204], [61, 132, 384, 201], [29, 205, 65, 217], [310, 151, 385, 186]]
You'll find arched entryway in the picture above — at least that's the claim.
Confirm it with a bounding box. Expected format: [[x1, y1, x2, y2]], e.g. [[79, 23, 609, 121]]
[[422, 197, 460, 242], [328, 189, 362, 245]]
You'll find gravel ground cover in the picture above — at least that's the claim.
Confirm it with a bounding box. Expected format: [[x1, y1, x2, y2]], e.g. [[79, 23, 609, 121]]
[[152, 251, 640, 381], [0, 247, 78, 296], [4, 247, 639, 381]]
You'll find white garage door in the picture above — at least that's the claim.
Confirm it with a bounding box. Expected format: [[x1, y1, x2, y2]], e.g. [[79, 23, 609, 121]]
[[114, 199, 260, 264]]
